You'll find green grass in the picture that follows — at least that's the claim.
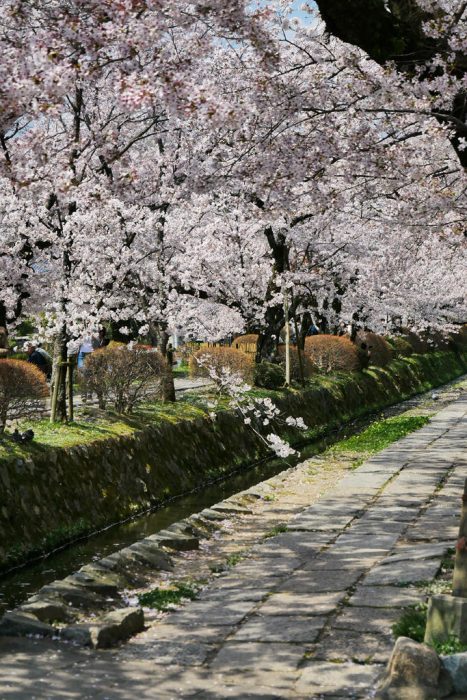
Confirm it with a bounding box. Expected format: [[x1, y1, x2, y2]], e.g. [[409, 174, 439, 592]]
[[0, 399, 208, 458], [137, 582, 198, 610], [328, 414, 431, 466], [209, 551, 245, 573], [392, 604, 428, 643], [263, 523, 288, 539], [432, 637, 467, 655], [392, 603, 467, 655]]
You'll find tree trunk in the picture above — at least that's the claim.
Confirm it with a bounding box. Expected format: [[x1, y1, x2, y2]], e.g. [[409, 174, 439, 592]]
[[155, 325, 176, 402], [109, 319, 138, 343], [50, 330, 68, 422]]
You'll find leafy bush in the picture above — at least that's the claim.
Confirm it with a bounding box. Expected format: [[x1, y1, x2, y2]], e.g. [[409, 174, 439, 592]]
[[254, 361, 285, 389], [82, 345, 170, 413], [233, 334, 259, 355], [304, 335, 362, 373], [0, 359, 49, 432], [190, 346, 255, 383], [355, 331, 393, 367], [386, 336, 413, 358]]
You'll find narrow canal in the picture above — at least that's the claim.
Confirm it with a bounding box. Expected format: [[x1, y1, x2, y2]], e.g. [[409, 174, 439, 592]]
[[0, 378, 463, 615]]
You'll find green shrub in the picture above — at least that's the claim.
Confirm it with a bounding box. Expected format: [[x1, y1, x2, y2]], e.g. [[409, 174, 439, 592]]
[[254, 361, 285, 389], [387, 336, 413, 358]]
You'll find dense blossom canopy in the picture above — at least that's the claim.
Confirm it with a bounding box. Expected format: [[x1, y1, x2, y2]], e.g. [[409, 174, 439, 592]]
[[0, 0, 465, 345]]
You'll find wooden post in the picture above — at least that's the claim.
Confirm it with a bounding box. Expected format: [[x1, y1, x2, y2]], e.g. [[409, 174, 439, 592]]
[[424, 478, 467, 645], [66, 360, 74, 422], [284, 289, 291, 386], [50, 362, 62, 423], [452, 479, 467, 598], [293, 315, 305, 385]]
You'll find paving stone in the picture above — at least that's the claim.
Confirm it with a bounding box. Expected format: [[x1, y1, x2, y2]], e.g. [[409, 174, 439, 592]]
[[125, 542, 174, 570], [289, 515, 356, 531], [253, 531, 332, 559], [61, 607, 144, 649], [124, 639, 214, 665], [210, 668, 299, 698], [141, 622, 229, 644], [384, 542, 451, 564], [0, 611, 57, 638], [65, 570, 121, 597], [295, 661, 383, 697], [211, 501, 252, 514], [258, 591, 346, 616], [333, 606, 404, 634], [37, 581, 109, 609], [362, 558, 442, 586], [335, 533, 400, 551], [161, 600, 254, 627], [358, 507, 418, 522], [315, 629, 395, 663], [210, 642, 306, 672], [199, 508, 230, 521], [146, 531, 199, 551], [304, 549, 387, 571], [198, 587, 269, 603], [206, 575, 279, 594], [277, 568, 361, 594], [349, 586, 425, 608], [18, 599, 73, 623], [233, 557, 302, 578], [231, 614, 326, 643], [350, 521, 408, 536]]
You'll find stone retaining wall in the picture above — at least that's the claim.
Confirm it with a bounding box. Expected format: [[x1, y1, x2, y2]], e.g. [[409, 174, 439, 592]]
[[0, 350, 465, 571]]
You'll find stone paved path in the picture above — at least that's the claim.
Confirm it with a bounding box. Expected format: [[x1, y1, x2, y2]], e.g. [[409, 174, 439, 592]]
[[0, 393, 466, 699]]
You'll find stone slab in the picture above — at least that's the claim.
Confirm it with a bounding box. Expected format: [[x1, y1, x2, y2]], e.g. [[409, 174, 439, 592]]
[[295, 661, 383, 697], [258, 591, 346, 617], [349, 585, 425, 608], [210, 642, 306, 672], [333, 606, 404, 634], [231, 614, 326, 643], [277, 568, 361, 594], [314, 628, 395, 664], [124, 640, 213, 665], [161, 600, 254, 627], [362, 558, 442, 586]]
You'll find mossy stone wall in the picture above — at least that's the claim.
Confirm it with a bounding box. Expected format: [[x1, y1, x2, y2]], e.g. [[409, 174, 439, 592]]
[[0, 350, 465, 571]]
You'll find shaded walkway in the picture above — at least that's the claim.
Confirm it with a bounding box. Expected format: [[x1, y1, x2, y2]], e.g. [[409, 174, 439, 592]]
[[0, 395, 466, 699]]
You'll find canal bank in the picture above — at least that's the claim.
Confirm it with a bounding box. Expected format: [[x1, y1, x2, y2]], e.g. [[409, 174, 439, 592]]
[[0, 350, 466, 574]]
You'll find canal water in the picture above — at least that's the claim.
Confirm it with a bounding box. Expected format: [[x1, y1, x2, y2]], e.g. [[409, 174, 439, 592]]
[[0, 436, 333, 615], [0, 378, 462, 615]]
